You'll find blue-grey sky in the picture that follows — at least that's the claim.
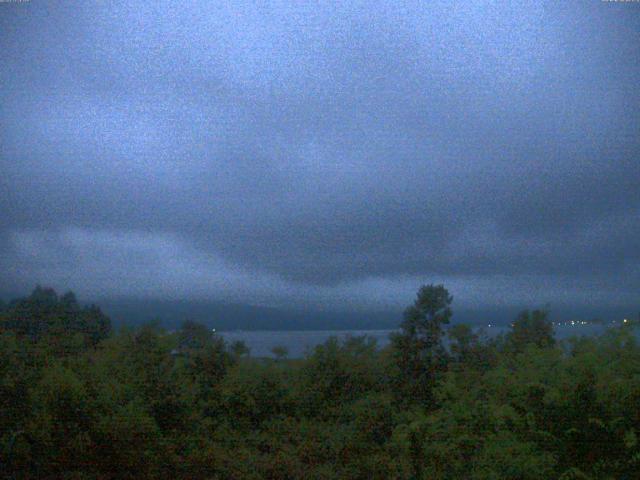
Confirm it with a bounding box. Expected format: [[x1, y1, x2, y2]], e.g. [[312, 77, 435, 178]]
[[1, 1, 639, 312]]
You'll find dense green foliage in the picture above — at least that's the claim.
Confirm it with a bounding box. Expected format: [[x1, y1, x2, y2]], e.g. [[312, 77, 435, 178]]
[[1, 285, 639, 479]]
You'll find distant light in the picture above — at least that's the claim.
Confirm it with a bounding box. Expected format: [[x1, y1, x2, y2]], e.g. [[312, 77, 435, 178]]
[[212, 328, 217, 332], [624, 319, 628, 324]]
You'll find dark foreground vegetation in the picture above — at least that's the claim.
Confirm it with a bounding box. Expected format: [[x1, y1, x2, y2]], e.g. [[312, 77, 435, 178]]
[[1, 286, 639, 479]]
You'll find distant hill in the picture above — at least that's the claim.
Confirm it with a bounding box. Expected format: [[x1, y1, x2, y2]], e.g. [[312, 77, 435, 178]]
[[94, 298, 637, 332], [98, 298, 402, 331]]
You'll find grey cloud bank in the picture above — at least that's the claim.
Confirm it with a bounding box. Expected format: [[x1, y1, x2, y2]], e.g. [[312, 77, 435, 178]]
[[1, 1, 638, 314]]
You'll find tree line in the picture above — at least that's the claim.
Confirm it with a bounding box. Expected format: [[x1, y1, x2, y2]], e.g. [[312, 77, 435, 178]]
[[1, 285, 638, 479]]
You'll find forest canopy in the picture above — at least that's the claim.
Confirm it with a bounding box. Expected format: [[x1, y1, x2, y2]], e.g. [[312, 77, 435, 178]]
[[1, 285, 639, 479]]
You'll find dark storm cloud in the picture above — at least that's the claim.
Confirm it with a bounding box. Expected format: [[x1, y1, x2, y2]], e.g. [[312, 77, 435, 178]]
[[0, 1, 638, 308]]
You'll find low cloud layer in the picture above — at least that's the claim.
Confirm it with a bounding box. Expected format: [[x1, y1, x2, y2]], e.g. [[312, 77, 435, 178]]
[[1, 1, 638, 311]]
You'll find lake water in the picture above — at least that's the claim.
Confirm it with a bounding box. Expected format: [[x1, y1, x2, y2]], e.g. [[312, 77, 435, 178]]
[[220, 323, 620, 358]]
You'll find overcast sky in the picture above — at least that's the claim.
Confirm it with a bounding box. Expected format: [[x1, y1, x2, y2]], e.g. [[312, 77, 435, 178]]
[[1, 1, 638, 312]]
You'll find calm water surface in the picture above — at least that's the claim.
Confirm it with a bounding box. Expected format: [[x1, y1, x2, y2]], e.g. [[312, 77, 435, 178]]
[[221, 323, 619, 358]]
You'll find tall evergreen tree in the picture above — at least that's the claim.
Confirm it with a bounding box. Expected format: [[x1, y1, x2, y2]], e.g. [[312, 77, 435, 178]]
[[391, 284, 452, 405]]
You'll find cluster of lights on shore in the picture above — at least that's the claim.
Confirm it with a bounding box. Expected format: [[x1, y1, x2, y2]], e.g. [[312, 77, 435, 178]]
[[486, 319, 633, 328], [556, 321, 589, 326]]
